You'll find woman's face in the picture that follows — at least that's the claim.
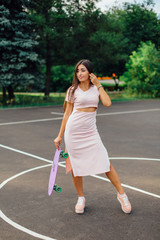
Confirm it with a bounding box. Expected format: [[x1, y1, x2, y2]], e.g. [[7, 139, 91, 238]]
[[76, 64, 89, 82]]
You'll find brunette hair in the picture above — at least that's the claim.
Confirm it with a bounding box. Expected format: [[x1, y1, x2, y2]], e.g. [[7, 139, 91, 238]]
[[64, 59, 93, 110]]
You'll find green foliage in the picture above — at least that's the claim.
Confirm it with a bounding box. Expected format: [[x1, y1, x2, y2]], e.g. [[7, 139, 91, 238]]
[[50, 65, 75, 92], [31, 0, 159, 94], [1, 0, 160, 97], [89, 11, 128, 75], [120, 41, 160, 97], [0, 0, 42, 91], [114, 0, 160, 54]]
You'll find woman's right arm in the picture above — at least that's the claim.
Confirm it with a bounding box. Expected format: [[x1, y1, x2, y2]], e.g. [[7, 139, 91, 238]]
[[54, 101, 73, 149]]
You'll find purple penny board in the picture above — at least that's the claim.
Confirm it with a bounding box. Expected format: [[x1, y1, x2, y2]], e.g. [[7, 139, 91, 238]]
[[48, 148, 61, 196]]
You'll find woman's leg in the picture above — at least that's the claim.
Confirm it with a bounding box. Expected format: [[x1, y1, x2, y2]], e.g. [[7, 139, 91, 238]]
[[72, 171, 84, 197], [106, 163, 124, 194], [72, 172, 85, 213], [106, 164, 132, 213]]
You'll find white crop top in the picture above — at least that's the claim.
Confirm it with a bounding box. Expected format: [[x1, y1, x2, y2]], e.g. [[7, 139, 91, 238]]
[[65, 85, 99, 109]]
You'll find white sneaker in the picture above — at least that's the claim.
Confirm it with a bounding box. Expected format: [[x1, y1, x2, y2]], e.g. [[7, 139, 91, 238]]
[[117, 193, 132, 214], [75, 197, 85, 214]]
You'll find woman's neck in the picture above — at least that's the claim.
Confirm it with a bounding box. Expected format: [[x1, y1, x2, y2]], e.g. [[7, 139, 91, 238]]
[[79, 80, 90, 90]]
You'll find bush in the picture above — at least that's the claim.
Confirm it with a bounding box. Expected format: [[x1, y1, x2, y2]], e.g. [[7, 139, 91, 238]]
[[120, 41, 160, 97], [50, 65, 75, 92]]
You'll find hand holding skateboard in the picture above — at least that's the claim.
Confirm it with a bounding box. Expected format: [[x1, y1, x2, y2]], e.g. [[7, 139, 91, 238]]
[[48, 147, 69, 196]]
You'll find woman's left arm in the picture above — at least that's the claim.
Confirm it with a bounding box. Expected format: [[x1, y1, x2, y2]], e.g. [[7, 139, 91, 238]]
[[90, 73, 112, 107]]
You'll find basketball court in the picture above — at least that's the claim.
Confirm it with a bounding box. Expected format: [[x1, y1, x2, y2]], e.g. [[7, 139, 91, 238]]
[[0, 99, 160, 240]]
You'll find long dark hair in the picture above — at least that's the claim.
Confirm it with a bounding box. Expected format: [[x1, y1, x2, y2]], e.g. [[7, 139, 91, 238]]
[[64, 59, 93, 109]]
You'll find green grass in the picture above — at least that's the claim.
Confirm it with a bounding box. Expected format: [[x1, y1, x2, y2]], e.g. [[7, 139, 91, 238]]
[[0, 92, 65, 108], [0, 91, 156, 109]]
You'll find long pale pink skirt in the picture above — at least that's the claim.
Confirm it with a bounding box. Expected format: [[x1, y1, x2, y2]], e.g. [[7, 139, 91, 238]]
[[64, 109, 110, 177]]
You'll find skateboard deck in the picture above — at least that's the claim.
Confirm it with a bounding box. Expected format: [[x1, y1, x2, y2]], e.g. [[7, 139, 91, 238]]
[[48, 148, 69, 196]]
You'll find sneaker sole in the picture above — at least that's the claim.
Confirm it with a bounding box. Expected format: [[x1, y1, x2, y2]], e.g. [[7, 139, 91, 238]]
[[117, 196, 131, 214], [75, 208, 85, 214]]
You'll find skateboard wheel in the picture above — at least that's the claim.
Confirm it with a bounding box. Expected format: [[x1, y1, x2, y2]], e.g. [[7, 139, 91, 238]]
[[60, 151, 69, 159], [53, 184, 62, 193], [56, 186, 62, 193]]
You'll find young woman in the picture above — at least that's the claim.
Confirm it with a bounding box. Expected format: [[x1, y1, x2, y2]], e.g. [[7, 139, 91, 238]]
[[54, 59, 131, 214]]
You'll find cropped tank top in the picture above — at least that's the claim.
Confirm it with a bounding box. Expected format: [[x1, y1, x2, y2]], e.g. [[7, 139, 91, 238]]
[[65, 85, 99, 109]]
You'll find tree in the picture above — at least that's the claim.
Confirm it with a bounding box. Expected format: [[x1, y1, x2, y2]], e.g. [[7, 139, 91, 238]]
[[29, 0, 70, 98], [50, 65, 74, 92], [29, 0, 100, 95], [0, 0, 41, 104], [88, 11, 128, 75], [92, 0, 160, 77], [116, 0, 160, 55], [64, 0, 101, 63], [120, 41, 160, 97]]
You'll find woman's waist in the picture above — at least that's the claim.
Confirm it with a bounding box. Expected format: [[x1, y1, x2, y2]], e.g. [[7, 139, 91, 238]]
[[74, 107, 97, 112], [72, 108, 97, 115], [67, 110, 97, 129]]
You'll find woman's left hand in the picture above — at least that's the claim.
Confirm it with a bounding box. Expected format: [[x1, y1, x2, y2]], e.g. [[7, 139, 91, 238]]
[[89, 73, 101, 87]]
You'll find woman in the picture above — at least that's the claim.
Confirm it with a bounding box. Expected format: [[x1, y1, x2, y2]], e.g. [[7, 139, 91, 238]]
[[54, 59, 131, 214]]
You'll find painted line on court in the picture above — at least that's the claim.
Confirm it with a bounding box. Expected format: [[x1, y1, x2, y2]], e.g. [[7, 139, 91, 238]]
[[0, 144, 160, 198], [51, 112, 64, 115], [97, 108, 160, 116], [0, 117, 63, 126], [0, 210, 55, 240], [59, 161, 160, 198], [1, 163, 160, 240], [1, 145, 160, 240], [0, 164, 55, 240], [0, 108, 160, 126], [0, 163, 51, 189], [90, 174, 160, 199], [0, 144, 52, 164], [110, 157, 160, 162]]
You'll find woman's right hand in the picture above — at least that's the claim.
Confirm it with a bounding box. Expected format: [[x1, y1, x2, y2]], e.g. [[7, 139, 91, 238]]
[[54, 136, 62, 149]]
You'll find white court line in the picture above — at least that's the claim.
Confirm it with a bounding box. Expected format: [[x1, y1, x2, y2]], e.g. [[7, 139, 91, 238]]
[[90, 174, 160, 199], [0, 144, 52, 164], [97, 108, 160, 116], [110, 157, 160, 162], [51, 112, 64, 115], [0, 163, 160, 240], [0, 145, 160, 240], [0, 163, 51, 189], [52, 109, 160, 116], [0, 164, 55, 240], [0, 117, 63, 126], [0, 210, 55, 240], [59, 161, 160, 199], [0, 144, 160, 198], [0, 108, 160, 126]]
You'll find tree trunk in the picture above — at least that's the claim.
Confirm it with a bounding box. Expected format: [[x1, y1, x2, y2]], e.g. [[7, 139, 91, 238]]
[[2, 86, 7, 104], [44, 38, 52, 99], [7, 85, 15, 100], [7, 85, 15, 105]]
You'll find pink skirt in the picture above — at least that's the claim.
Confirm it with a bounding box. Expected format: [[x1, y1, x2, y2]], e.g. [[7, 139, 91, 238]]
[[64, 109, 110, 177]]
